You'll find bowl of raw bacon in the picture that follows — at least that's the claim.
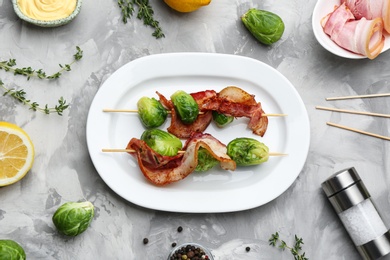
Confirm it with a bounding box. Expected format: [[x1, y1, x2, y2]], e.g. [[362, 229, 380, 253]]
[[312, 0, 390, 59]]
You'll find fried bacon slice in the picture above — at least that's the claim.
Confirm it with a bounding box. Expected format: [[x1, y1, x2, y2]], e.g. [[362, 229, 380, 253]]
[[217, 86, 268, 137], [156, 91, 213, 139], [157, 86, 268, 138], [126, 132, 236, 186]]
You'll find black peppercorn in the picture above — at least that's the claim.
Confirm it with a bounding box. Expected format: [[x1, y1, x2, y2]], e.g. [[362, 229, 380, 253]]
[[246, 246, 250, 252], [143, 238, 149, 244], [177, 226, 183, 232], [172, 242, 177, 247]]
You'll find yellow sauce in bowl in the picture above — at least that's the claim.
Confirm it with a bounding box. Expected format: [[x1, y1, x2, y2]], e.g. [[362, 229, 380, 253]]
[[17, 0, 77, 21]]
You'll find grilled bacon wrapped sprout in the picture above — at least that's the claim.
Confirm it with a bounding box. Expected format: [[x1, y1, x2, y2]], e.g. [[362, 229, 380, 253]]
[[195, 147, 219, 172], [227, 137, 269, 166], [141, 129, 182, 156], [212, 111, 234, 128], [170, 90, 200, 124], [137, 97, 168, 128], [127, 132, 236, 185]]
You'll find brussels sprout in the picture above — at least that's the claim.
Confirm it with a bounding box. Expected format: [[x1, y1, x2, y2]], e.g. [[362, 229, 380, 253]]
[[141, 129, 183, 156], [242, 8, 285, 45], [0, 240, 26, 260], [227, 137, 269, 166], [170, 90, 199, 124], [52, 201, 94, 237], [137, 97, 168, 128], [212, 111, 234, 128], [195, 147, 219, 172]]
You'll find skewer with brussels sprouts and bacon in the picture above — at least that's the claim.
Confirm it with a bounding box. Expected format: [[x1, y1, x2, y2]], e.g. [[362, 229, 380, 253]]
[[102, 129, 287, 186], [103, 86, 287, 138]]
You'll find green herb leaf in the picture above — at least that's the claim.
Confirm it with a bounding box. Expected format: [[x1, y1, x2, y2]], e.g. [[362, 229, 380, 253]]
[[269, 232, 308, 260], [0, 46, 83, 80], [0, 81, 70, 115], [117, 0, 165, 39]]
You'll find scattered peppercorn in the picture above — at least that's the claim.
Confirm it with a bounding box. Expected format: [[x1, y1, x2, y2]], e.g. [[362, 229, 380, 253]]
[[143, 238, 149, 244], [246, 246, 251, 252], [172, 242, 177, 247], [177, 226, 183, 232]]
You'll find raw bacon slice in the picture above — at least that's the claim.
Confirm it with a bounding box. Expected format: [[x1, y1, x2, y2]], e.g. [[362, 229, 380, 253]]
[[342, 0, 390, 33], [322, 3, 385, 59], [127, 132, 236, 186]]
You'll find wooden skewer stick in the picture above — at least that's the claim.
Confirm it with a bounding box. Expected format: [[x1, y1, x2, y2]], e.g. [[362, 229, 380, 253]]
[[327, 122, 390, 141], [102, 108, 287, 117], [101, 148, 288, 156], [316, 106, 390, 118], [326, 93, 390, 101]]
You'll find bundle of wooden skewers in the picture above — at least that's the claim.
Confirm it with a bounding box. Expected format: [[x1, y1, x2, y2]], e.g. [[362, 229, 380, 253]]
[[316, 92, 390, 141]]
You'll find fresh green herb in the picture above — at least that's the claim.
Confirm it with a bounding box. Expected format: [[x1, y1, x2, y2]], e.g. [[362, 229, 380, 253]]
[[269, 232, 308, 260], [0, 47, 82, 115], [118, 0, 134, 23], [0, 46, 83, 80], [1, 80, 69, 115], [117, 0, 165, 39]]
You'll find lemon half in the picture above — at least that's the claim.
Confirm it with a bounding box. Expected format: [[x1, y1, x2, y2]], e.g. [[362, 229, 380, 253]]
[[164, 0, 211, 13], [0, 122, 35, 187]]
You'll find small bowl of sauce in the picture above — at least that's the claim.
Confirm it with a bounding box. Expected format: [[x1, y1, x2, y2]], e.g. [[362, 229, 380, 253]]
[[12, 0, 82, 27]]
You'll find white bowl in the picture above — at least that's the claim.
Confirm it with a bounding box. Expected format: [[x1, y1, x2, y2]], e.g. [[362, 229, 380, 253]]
[[312, 0, 390, 59], [167, 243, 214, 260], [12, 0, 82, 27]]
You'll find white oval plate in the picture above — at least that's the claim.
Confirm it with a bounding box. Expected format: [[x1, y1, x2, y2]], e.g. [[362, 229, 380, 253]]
[[312, 0, 390, 59], [86, 53, 310, 213]]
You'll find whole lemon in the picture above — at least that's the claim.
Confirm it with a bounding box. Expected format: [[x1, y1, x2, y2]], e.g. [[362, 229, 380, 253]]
[[164, 0, 211, 12]]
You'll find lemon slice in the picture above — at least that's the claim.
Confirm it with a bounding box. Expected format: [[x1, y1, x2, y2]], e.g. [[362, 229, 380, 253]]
[[0, 122, 34, 187], [164, 0, 211, 13]]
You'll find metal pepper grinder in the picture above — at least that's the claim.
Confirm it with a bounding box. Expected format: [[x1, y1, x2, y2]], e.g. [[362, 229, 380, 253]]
[[322, 167, 390, 260]]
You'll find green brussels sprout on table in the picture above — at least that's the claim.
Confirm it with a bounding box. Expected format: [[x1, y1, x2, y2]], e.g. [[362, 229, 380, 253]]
[[141, 129, 183, 156], [212, 111, 234, 128], [0, 240, 26, 260], [227, 137, 269, 166], [52, 201, 94, 237], [242, 8, 285, 45], [170, 90, 199, 124], [137, 97, 168, 128]]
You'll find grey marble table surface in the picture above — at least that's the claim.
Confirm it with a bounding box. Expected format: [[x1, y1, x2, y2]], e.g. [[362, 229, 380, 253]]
[[1, 0, 390, 259]]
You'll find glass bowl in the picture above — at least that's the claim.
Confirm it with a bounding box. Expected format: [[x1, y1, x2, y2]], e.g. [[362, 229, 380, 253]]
[[167, 243, 214, 260]]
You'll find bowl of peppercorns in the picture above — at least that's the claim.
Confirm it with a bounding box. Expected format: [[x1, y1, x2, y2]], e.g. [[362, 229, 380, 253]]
[[168, 243, 214, 260]]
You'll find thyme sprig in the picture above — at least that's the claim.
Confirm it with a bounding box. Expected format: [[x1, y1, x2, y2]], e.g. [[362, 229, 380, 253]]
[[0, 47, 82, 115], [1, 80, 69, 115], [0, 46, 83, 80], [118, 0, 165, 39], [269, 232, 308, 260]]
